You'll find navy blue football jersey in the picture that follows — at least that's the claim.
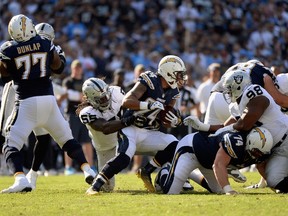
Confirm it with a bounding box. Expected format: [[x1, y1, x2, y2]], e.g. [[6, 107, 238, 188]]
[[193, 131, 255, 169], [0, 35, 55, 100], [124, 71, 180, 130]]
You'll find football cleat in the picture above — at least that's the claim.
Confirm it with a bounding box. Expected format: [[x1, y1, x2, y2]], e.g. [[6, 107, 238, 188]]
[[137, 168, 155, 193], [26, 169, 38, 190], [154, 164, 171, 193], [227, 167, 247, 183], [1, 177, 32, 193], [86, 186, 101, 196], [182, 180, 194, 191], [84, 168, 97, 185]]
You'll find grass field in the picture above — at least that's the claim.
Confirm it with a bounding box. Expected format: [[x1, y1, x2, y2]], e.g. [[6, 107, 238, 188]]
[[0, 172, 287, 216]]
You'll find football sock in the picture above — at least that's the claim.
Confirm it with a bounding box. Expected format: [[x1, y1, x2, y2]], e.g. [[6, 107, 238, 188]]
[[31, 134, 51, 171]]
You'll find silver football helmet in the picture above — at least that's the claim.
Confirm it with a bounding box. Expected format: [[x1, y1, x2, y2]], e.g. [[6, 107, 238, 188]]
[[223, 69, 251, 103], [157, 55, 187, 89], [246, 127, 273, 158], [8, 14, 36, 42], [82, 78, 111, 111], [35, 23, 55, 41]]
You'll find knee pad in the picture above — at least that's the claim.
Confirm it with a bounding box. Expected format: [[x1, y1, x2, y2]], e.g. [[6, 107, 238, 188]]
[[62, 139, 87, 165], [62, 139, 81, 153]]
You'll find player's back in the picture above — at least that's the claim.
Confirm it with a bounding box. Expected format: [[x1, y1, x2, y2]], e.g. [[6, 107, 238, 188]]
[[0, 35, 54, 100]]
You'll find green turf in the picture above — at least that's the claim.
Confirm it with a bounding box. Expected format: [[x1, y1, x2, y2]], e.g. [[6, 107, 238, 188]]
[[0, 172, 287, 216]]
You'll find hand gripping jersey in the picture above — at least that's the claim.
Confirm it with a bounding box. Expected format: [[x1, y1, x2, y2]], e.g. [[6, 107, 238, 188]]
[[79, 86, 124, 151], [229, 84, 288, 146], [125, 71, 180, 130], [0, 35, 55, 100]]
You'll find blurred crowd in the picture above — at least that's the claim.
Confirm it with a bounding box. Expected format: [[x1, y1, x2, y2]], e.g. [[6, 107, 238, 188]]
[[1, 0, 288, 86]]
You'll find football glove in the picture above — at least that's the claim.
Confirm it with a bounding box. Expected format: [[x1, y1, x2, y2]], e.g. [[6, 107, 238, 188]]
[[214, 124, 235, 135], [183, 115, 210, 131], [55, 45, 66, 63], [165, 111, 181, 128], [148, 101, 164, 110]]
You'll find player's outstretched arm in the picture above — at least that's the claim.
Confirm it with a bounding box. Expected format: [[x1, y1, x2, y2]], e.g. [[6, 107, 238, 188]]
[[213, 146, 238, 195]]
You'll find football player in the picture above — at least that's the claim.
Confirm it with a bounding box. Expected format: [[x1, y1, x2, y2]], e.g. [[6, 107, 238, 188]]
[[184, 70, 288, 193], [86, 55, 189, 195], [155, 127, 273, 194], [0, 21, 92, 190], [0, 14, 96, 193], [203, 59, 288, 184], [76, 77, 138, 191]]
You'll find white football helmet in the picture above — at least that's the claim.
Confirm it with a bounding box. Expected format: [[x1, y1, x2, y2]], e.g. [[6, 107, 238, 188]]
[[223, 69, 251, 103], [246, 127, 273, 158], [35, 23, 55, 41], [157, 55, 187, 89], [8, 14, 36, 42], [245, 59, 264, 67], [82, 78, 111, 111]]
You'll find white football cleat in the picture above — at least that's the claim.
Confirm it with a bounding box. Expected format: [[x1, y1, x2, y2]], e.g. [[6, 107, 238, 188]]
[[26, 169, 38, 190], [1, 176, 32, 193], [84, 168, 97, 185], [227, 167, 247, 183], [182, 180, 194, 191], [86, 186, 101, 195]]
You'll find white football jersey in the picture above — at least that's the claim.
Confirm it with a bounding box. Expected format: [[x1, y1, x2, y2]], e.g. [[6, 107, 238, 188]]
[[79, 86, 124, 151], [229, 84, 288, 146]]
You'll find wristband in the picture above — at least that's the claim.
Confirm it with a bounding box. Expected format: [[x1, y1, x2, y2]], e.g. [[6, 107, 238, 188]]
[[139, 101, 149, 110], [223, 185, 233, 193]]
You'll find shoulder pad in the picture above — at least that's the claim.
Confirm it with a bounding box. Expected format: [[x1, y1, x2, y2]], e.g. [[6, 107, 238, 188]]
[[0, 41, 17, 52], [0, 41, 17, 60], [139, 71, 156, 90]]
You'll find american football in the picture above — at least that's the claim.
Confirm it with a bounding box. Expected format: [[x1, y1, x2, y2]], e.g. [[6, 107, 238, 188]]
[[158, 106, 179, 128]]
